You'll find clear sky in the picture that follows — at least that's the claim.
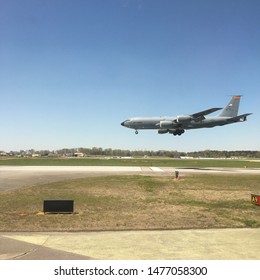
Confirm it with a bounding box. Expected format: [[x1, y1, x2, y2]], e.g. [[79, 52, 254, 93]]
[[1, 0, 259, 152]]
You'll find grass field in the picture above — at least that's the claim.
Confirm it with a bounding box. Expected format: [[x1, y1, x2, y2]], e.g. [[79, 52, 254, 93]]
[[0, 174, 259, 231], [1, 157, 260, 168]]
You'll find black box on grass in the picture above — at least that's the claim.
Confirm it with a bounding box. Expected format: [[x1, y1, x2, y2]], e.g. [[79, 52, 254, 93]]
[[43, 200, 74, 213]]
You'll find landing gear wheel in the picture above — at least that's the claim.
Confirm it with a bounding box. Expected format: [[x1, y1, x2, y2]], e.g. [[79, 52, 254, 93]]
[[135, 130, 139, 134], [173, 129, 185, 136], [178, 129, 185, 136]]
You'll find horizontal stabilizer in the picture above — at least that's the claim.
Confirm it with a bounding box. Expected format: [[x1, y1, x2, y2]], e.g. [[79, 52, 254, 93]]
[[191, 108, 222, 121], [227, 113, 252, 123]]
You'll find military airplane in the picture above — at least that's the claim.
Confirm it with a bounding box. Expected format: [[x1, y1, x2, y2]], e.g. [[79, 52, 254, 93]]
[[121, 95, 252, 136]]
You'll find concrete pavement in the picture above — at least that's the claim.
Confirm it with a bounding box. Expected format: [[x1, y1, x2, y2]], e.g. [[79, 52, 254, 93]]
[[1, 228, 260, 260]]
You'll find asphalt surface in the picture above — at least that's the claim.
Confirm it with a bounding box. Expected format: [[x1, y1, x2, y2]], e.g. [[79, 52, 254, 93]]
[[0, 235, 92, 260], [0, 165, 260, 260], [0, 166, 143, 192], [1, 165, 260, 192]]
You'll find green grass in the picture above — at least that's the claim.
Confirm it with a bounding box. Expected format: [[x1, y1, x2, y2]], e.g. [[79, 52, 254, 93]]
[[0, 174, 259, 231], [1, 157, 260, 168]]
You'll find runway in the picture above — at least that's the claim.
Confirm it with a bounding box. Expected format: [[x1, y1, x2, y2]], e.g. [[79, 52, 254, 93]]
[[1, 165, 260, 192], [0, 166, 142, 192], [1, 165, 259, 260]]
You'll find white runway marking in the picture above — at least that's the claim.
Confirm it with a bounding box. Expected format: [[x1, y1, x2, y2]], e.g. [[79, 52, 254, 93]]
[[149, 167, 164, 172]]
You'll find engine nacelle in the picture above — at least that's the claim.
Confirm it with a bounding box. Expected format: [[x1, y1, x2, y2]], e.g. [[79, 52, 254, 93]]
[[158, 129, 169, 134], [159, 120, 173, 128], [176, 115, 193, 123]]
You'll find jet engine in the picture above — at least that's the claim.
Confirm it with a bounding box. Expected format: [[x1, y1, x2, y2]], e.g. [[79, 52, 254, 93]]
[[175, 115, 193, 123], [159, 120, 173, 128], [158, 129, 169, 134]]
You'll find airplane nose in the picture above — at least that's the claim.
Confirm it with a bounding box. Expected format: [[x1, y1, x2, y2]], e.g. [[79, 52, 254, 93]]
[[121, 121, 125, 126]]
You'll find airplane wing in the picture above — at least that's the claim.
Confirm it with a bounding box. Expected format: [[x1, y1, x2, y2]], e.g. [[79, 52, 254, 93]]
[[191, 108, 223, 121]]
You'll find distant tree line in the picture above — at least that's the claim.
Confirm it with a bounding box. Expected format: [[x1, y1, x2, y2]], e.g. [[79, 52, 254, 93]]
[[2, 148, 260, 158], [186, 150, 260, 158]]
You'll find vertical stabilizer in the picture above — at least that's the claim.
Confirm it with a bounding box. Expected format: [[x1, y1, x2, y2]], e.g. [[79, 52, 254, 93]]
[[218, 95, 241, 117]]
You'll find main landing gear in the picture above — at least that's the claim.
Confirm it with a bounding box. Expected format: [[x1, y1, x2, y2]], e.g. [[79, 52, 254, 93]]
[[135, 130, 139, 134], [173, 129, 185, 136]]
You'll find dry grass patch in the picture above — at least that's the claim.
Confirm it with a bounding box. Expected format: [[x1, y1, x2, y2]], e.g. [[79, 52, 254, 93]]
[[0, 174, 259, 231]]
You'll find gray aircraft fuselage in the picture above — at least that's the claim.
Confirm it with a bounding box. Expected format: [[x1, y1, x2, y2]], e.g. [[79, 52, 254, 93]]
[[122, 116, 231, 130]]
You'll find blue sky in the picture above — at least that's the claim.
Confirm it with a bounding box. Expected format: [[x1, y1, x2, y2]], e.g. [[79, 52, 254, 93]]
[[1, 0, 259, 152]]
